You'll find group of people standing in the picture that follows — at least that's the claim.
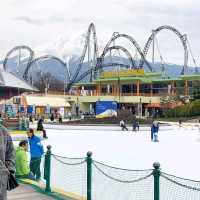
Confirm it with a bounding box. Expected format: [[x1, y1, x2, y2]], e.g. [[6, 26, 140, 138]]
[[119, 120, 140, 132], [50, 113, 63, 123], [119, 119, 159, 142], [15, 128, 44, 181]]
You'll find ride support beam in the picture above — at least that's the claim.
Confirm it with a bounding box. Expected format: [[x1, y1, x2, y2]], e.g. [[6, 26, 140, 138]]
[[136, 80, 140, 96], [96, 83, 101, 96], [185, 80, 188, 96], [150, 84, 153, 96], [117, 80, 121, 97], [112, 85, 115, 96], [96, 85, 98, 96]]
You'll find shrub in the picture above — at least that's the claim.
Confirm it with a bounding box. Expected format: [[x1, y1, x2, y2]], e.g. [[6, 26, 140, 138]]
[[163, 100, 200, 118]]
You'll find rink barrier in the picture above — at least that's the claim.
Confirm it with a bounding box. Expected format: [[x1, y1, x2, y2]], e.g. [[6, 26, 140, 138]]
[[44, 145, 51, 192], [18, 147, 200, 200]]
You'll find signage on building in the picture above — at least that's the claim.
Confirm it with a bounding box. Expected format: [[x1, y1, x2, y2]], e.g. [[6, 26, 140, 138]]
[[5, 105, 13, 113], [96, 101, 117, 118], [19, 106, 25, 113], [100, 69, 144, 78], [27, 106, 33, 114], [27, 105, 36, 114], [13, 96, 21, 104]]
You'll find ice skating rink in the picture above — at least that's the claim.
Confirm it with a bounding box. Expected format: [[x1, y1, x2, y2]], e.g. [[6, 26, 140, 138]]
[[41, 124, 200, 181]]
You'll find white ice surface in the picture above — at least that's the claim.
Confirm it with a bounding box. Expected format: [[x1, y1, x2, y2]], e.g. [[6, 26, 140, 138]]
[[39, 124, 200, 181]]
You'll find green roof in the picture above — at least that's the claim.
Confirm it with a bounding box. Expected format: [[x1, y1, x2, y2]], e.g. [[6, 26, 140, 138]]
[[95, 75, 187, 84], [96, 76, 153, 83], [152, 78, 182, 83], [73, 73, 200, 87], [180, 74, 200, 80], [73, 82, 96, 87], [143, 72, 162, 77], [95, 77, 119, 82]]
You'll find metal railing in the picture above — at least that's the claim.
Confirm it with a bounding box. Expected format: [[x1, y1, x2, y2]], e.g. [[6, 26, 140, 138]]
[[38, 147, 200, 200]]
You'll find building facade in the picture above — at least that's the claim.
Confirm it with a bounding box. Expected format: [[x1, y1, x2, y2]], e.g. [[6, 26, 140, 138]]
[[66, 69, 200, 117]]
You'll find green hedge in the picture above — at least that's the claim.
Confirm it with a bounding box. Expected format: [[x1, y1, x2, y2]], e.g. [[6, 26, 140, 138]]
[[163, 100, 200, 118]]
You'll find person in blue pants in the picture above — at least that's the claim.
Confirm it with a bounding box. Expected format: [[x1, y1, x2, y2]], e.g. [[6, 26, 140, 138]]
[[151, 121, 159, 142], [27, 128, 44, 181]]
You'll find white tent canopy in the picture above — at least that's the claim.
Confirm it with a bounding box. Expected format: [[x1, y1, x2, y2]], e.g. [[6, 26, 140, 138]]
[[25, 96, 70, 107]]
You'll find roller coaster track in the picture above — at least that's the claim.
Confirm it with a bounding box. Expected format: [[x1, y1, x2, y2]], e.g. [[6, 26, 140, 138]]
[[23, 55, 67, 80], [93, 45, 135, 79], [3, 45, 34, 72], [66, 23, 99, 91], [67, 45, 133, 87], [100, 46, 135, 69], [98, 33, 153, 72], [3, 24, 192, 92], [140, 25, 188, 75]]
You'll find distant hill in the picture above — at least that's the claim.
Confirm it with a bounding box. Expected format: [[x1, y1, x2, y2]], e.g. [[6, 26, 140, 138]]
[[1, 55, 198, 85]]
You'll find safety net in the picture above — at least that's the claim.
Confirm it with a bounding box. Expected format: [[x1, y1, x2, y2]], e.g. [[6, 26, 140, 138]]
[[92, 160, 154, 200], [50, 154, 87, 199]]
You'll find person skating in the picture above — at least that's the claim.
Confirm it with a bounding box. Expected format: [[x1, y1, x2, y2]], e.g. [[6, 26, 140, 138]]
[[15, 140, 35, 180], [120, 120, 128, 131], [27, 128, 44, 181], [132, 121, 139, 132], [37, 117, 47, 139], [37, 117, 44, 131], [151, 120, 159, 142], [178, 119, 182, 127]]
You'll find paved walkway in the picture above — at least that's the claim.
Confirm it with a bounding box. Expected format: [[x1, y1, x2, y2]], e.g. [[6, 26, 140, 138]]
[[8, 183, 56, 200]]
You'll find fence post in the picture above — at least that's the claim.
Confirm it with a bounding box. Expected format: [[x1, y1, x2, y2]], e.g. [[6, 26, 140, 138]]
[[86, 151, 92, 200], [44, 145, 52, 192], [153, 162, 160, 200]]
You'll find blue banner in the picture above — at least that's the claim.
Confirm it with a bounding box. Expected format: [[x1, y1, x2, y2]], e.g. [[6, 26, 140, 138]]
[[5, 105, 13, 113], [19, 106, 25, 113], [27, 105, 33, 113], [96, 101, 117, 118]]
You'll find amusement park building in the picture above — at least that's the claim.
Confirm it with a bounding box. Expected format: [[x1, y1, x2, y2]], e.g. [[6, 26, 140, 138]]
[[0, 69, 37, 100], [66, 69, 200, 116]]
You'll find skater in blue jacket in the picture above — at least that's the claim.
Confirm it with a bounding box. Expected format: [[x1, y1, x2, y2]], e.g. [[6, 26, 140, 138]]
[[151, 120, 159, 142]]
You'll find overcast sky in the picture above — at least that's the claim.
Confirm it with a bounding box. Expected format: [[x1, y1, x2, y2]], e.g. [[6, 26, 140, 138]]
[[0, 0, 200, 66]]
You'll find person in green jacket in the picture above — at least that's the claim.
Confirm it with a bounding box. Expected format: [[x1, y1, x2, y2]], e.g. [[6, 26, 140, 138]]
[[15, 140, 35, 180]]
